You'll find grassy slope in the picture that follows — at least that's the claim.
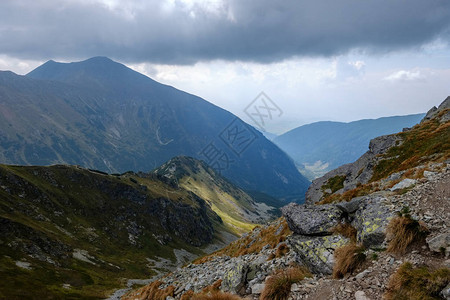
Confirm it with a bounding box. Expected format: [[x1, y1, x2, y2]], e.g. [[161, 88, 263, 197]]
[[0, 165, 218, 299], [153, 157, 277, 235]]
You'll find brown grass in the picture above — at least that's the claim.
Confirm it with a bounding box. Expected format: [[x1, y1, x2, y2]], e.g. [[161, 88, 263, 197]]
[[260, 266, 310, 300], [194, 218, 292, 264], [318, 183, 377, 204], [332, 244, 366, 279], [386, 215, 428, 254], [385, 262, 450, 300], [123, 280, 175, 300], [332, 223, 357, 242]]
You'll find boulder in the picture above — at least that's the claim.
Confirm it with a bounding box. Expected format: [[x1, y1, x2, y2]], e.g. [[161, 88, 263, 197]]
[[221, 259, 248, 294], [352, 194, 395, 248], [282, 203, 342, 235], [427, 232, 450, 256], [288, 235, 349, 274], [390, 178, 416, 191], [251, 283, 265, 294], [336, 196, 364, 214]]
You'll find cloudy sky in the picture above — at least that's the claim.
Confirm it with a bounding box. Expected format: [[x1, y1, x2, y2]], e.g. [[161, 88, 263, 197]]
[[1, 0, 450, 133]]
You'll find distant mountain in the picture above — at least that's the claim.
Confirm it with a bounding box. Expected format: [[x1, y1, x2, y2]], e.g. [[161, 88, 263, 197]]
[[273, 114, 425, 179], [0, 57, 310, 201]]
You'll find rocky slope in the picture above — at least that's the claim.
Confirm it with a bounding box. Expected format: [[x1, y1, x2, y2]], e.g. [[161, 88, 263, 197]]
[[0, 57, 311, 201], [0, 157, 274, 299], [123, 97, 449, 300]]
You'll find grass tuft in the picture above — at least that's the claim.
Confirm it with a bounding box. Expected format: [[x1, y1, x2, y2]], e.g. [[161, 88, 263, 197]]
[[332, 244, 366, 279], [385, 262, 450, 300], [260, 266, 310, 300], [386, 213, 428, 254], [123, 280, 174, 300], [332, 223, 357, 243]]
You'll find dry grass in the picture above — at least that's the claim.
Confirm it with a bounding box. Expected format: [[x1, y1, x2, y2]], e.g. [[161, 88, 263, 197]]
[[268, 243, 290, 260], [386, 213, 428, 254], [332, 223, 357, 242], [385, 262, 450, 300], [318, 183, 377, 204], [194, 218, 292, 264], [260, 266, 310, 300], [123, 280, 175, 300], [332, 244, 366, 279]]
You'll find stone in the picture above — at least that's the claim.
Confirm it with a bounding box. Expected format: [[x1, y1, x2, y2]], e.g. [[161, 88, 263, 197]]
[[288, 234, 349, 274], [441, 283, 450, 300], [282, 203, 342, 235], [427, 232, 450, 256], [352, 195, 394, 248], [390, 179, 416, 191], [423, 171, 437, 179], [221, 260, 248, 294], [251, 283, 265, 294], [336, 196, 364, 214]]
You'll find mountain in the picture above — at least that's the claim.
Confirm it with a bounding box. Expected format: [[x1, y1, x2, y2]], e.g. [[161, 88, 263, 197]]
[[152, 156, 278, 235], [273, 114, 425, 179], [0, 155, 278, 299], [0, 57, 310, 201]]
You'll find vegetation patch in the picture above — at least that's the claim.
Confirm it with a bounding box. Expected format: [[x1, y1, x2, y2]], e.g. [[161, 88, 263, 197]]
[[332, 244, 366, 279], [332, 223, 357, 243], [385, 262, 450, 300], [371, 115, 450, 182], [386, 207, 428, 254], [318, 183, 376, 204], [194, 218, 292, 264], [123, 280, 175, 300], [260, 266, 310, 300], [321, 175, 346, 194]]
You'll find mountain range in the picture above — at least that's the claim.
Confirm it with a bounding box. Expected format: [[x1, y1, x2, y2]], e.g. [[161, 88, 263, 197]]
[[0, 57, 310, 202], [273, 114, 425, 179]]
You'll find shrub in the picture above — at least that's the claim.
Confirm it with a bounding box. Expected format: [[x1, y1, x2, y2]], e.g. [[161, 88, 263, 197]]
[[332, 223, 357, 242], [188, 292, 242, 300], [260, 266, 310, 300], [385, 262, 450, 300], [333, 244, 366, 279], [386, 213, 428, 254]]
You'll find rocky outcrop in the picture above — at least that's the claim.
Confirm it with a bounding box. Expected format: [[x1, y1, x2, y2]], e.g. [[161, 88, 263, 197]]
[[282, 203, 342, 235], [305, 134, 402, 204], [289, 235, 349, 274], [352, 193, 395, 248]]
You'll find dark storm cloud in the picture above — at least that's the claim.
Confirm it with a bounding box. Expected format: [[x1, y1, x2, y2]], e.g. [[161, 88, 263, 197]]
[[1, 0, 450, 64]]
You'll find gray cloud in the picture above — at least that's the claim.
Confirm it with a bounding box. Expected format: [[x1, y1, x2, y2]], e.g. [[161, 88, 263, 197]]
[[1, 0, 450, 64]]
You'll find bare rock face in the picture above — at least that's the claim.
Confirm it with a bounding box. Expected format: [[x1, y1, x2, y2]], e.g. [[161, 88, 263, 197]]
[[282, 203, 342, 235]]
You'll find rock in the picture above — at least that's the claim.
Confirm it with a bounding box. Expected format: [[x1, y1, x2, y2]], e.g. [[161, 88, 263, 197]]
[[355, 269, 370, 280], [426, 232, 450, 256], [355, 290, 371, 300], [423, 171, 437, 179], [288, 235, 349, 274], [282, 203, 342, 235], [290, 283, 301, 292], [352, 194, 395, 248], [336, 197, 364, 214], [390, 179, 416, 191], [221, 260, 248, 294], [441, 283, 450, 300], [251, 283, 265, 294]]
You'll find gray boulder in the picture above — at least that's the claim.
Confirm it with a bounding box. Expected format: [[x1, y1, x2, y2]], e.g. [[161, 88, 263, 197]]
[[336, 196, 364, 214], [282, 203, 342, 235], [221, 259, 248, 294], [352, 194, 395, 248], [288, 234, 349, 274], [427, 232, 450, 256], [390, 178, 416, 191]]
